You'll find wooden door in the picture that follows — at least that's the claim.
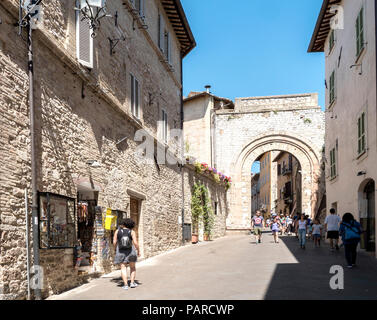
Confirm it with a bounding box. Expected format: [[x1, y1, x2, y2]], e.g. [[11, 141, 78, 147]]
[[130, 198, 139, 242]]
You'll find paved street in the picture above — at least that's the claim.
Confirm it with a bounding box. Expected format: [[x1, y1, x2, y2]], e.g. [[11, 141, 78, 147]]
[[48, 232, 377, 300]]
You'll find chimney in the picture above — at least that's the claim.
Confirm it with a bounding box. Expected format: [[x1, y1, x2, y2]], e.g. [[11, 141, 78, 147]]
[[205, 85, 211, 94]]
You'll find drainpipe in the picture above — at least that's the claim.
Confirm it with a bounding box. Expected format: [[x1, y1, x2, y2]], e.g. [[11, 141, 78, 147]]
[[27, 19, 41, 300], [180, 53, 185, 245]]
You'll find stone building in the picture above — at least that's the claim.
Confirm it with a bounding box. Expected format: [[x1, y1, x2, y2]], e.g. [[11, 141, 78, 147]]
[[273, 152, 302, 217], [251, 173, 260, 216], [256, 152, 272, 217], [184, 91, 326, 231], [309, 0, 377, 257], [0, 0, 229, 300]]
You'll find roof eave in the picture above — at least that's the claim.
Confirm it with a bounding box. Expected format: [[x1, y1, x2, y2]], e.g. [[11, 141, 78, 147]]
[[308, 0, 330, 53]]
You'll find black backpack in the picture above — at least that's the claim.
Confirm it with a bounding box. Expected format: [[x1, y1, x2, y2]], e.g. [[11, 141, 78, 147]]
[[118, 228, 132, 250]]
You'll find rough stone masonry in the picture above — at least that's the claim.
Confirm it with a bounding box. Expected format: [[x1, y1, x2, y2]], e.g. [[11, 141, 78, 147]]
[[0, 0, 228, 300]]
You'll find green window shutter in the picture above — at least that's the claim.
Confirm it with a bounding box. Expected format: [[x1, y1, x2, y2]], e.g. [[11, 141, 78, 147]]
[[356, 8, 364, 56]]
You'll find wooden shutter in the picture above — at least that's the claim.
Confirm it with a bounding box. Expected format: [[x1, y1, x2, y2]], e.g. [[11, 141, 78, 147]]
[[76, 5, 93, 68], [168, 32, 172, 64], [159, 13, 165, 52], [131, 74, 135, 116], [135, 78, 139, 118]]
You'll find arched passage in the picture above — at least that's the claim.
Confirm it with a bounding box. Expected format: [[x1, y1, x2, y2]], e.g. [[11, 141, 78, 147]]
[[227, 133, 322, 230]]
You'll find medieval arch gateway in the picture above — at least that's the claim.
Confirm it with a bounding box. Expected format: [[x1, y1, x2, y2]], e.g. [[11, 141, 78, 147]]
[[183, 92, 326, 231]]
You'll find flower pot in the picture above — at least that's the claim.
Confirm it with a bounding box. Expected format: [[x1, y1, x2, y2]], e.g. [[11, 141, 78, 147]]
[[192, 234, 199, 244], [203, 234, 210, 241]]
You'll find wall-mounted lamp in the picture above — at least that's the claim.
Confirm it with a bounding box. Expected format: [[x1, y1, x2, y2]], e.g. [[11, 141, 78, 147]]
[[357, 171, 366, 176], [74, 0, 111, 38], [87, 160, 102, 168]]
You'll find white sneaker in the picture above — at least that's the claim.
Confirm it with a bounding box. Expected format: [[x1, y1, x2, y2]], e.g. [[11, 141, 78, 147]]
[[130, 282, 138, 288], [122, 285, 129, 290]]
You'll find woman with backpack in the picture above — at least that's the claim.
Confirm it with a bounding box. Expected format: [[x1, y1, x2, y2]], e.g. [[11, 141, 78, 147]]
[[339, 213, 363, 269], [113, 218, 140, 290]]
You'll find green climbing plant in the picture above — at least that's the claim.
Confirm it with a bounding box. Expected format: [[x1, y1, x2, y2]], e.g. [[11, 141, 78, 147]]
[[191, 182, 215, 238]]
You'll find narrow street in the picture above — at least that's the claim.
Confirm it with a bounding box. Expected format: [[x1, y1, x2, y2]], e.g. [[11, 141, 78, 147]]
[[48, 233, 377, 300]]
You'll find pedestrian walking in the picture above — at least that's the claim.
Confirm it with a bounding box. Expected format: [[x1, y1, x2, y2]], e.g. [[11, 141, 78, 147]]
[[286, 214, 293, 235], [325, 208, 341, 251], [296, 214, 308, 249], [339, 213, 363, 268], [306, 215, 312, 240], [113, 218, 140, 290], [251, 210, 265, 244], [271, 216, 282, 243], [312, 219, 322, 247]]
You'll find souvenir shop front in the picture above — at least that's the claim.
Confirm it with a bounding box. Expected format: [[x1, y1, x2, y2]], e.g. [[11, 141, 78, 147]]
[[38, 188, 127, 276]]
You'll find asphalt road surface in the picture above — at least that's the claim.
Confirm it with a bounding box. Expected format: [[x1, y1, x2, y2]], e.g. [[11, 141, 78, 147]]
[[48, 232, 377, 300]]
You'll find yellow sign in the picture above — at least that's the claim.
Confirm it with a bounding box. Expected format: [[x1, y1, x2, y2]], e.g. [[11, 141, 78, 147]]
[[104, 208, 117, 231]]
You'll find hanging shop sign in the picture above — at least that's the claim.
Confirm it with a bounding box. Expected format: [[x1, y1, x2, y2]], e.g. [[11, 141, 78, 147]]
[[38, 192, 76, 249]]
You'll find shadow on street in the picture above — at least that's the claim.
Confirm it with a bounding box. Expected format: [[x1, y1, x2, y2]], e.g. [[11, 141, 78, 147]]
[[263, 235, 377, 300]]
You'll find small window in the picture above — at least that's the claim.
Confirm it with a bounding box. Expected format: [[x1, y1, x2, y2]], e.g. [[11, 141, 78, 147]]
[[358, 112, 366, 155], [330, 147, 337, 179], [158, 13, 165, 52], [131, 74, 140, 119], [161, 109, 168, 143], [356, 7, 364, 57], [329, 70, 336, 105], [329, 29, 335, 53], [214, 202, 218, 215], [76, 2, 93, 68]]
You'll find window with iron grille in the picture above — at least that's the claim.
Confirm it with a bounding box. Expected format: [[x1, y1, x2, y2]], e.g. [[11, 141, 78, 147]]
[[356, 7, 364, 57], [358, 112, 366, 155]]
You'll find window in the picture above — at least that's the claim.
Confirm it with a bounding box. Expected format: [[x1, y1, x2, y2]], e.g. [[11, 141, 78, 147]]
[[356, 7, 364, 57], [214, 202, 218, 216], [158, 13, 165, 53], [330, 147, 337, 179], [131, 0, 144, 18], [161, 109, 168, 143], [39, 193, 76, 249], [329, 29, 335, 53], [329, 70, 335, 105], [277, 164, 281, 175], [165, 31, 172, 64], [358, 112, 366, 155], [131, 74, 140, 119], [76, 2, 93, 68]]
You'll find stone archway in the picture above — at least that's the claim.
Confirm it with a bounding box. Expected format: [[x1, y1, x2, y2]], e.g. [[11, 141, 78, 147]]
[[227, 133, 322, 230]]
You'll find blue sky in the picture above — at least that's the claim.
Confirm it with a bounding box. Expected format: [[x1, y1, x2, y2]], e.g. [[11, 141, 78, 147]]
[[181, 0, 325, 109]]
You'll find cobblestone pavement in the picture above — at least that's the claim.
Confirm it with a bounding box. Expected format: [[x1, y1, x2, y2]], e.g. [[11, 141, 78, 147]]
[[47, 232, 377, 300]]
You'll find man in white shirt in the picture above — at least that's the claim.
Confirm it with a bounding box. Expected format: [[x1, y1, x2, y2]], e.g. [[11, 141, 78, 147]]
[[324, 208, 341, 251]]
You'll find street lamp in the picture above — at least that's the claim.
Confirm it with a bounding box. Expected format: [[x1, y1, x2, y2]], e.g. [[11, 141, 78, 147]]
[[75, 0, 111, 38]]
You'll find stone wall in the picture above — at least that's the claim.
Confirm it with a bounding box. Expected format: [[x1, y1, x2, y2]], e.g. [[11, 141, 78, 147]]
[[215, 94, 325, 229], [183, 165, 229, 241], [0, 0, 206, 300]]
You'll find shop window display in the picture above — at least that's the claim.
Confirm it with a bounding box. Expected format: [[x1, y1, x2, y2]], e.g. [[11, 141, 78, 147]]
[[39, 193, 76, 249]]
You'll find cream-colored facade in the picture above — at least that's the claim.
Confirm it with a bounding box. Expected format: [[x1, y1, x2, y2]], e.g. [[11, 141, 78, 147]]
[[257, 152, 272, 217], [273, 152, 302, 217], [309, 0, 377, 256]]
